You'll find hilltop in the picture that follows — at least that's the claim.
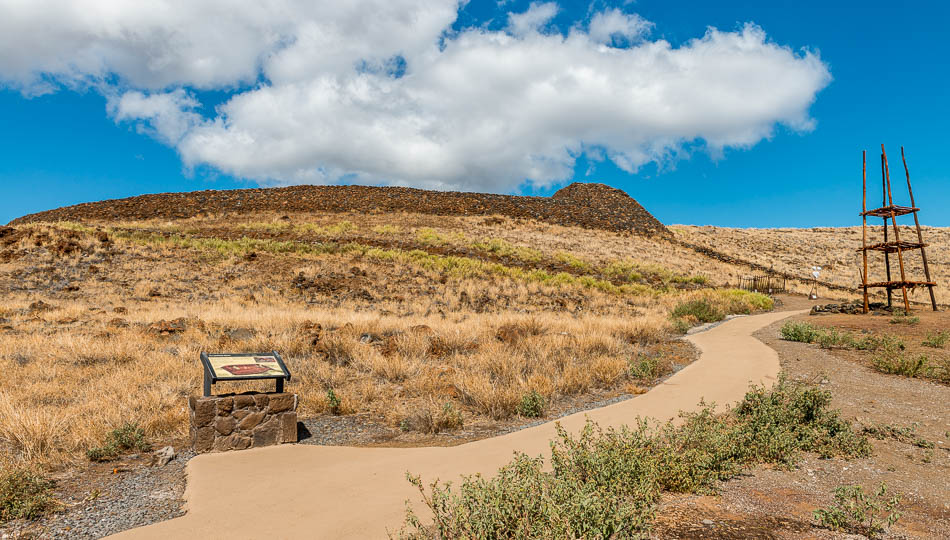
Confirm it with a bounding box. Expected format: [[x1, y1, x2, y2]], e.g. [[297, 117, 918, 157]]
[[11, 182, 669, 237]]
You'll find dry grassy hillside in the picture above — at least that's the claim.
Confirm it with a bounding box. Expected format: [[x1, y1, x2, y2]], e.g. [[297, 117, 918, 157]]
[[0, 210, 775, 470], [672, 225, 950, 305]]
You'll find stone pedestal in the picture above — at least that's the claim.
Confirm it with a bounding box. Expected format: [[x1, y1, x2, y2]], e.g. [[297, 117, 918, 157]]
[[189, 392, 298, 453]]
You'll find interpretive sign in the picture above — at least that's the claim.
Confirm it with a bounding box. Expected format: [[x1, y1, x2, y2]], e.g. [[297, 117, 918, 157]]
[[200, 351, 291, 396]]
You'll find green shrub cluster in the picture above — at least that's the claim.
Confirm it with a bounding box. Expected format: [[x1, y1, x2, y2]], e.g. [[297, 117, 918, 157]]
[[0, 468, 57, 522], [780, 322, 905, 351], [517, 391, 546, 418], [780, 321, 820, 343], [326, 388, 342, 415], [628, 354, 661, 380], [671, 299, 723, 324], [779, 322, 950, 382], [86, 422, 151, 462], [922, 330, 949, 349], [397, 379, 869, 539], [814, 483, 902, 538], [871, 348, 928, 377]]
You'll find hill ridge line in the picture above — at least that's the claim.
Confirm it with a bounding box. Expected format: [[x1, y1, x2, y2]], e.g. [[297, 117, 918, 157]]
[[10, 182, 668, 237]]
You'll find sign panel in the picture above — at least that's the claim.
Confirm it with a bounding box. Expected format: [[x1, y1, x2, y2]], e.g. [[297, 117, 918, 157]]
[[209, 354, 286, 379], [201, 352, 290, 381]]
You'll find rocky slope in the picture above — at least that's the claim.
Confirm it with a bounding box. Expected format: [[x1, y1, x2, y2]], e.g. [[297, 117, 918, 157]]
[[10, 182, 668, 236]]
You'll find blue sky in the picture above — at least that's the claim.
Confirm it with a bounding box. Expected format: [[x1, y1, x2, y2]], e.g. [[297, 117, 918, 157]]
[[1, 0, 947, 227]]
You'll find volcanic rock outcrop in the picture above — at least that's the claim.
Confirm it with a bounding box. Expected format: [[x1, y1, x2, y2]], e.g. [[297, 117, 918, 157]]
[[11, 182, 667, 236]]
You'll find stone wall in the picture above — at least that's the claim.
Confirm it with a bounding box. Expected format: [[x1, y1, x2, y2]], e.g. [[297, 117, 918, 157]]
[[189, 392, 297, 453]]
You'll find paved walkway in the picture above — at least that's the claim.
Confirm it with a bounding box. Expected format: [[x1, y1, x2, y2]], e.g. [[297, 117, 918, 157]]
[[111, 309, 803, 540]]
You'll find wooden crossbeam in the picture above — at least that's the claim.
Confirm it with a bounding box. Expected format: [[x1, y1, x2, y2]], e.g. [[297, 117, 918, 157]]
[[857, 241, 927, 253], [865, 280, 937, 289], [860, 205, 918, 218]]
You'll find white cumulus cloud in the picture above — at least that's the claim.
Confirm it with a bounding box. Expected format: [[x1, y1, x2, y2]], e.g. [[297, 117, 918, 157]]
[[588, 9, 653, 45], [0, 1, 832, 193], [508, 2, 559, 37]]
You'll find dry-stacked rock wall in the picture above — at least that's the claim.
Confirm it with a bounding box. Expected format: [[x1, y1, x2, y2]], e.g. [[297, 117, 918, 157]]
[[11, 182, 668, 236], [189, 392, 297, 453]]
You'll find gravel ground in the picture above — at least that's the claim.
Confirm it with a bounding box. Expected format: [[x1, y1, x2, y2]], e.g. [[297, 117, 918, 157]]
[[1, 450, 193, 540]]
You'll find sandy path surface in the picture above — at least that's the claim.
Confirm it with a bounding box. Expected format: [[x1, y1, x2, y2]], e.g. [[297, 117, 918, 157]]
[[110, 309, 803, 540]]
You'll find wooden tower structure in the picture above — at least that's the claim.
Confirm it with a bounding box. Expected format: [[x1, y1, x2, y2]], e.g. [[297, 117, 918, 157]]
[[859, 145, 937, 313]]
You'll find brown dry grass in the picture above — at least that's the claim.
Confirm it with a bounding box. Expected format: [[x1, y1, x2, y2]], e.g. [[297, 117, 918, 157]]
[[0, 219, 773, 470], [672, 224, 950, 304]]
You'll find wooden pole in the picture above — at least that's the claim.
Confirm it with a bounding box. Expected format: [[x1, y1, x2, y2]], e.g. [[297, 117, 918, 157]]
[[881, 153, 892, 308], [901, 146, 938, 311], [882, 145, 910, 312], [862, 150, 869, 313]]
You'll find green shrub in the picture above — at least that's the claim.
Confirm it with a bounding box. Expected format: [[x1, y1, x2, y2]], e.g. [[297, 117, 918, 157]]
[[781, 324, 908, 354], [400, 450, 656, 539], [629, 354, 661, 380], [86, 422, 151, 462], [780, 321, 819, 343], [399, 379, 869, 538], [889, 312, 919, 325], [670, 318, 692, 335], [0, 468, 57, 522], [862, 422, 934, 449], [731, 379, 871, 462], [922, 330, 949, 349], [326, 388, 342, 415], [814, 483, 902, 538], [671, 300, 723, 324], [815, 327, 858, 349], [871, 348, 927, 377], [855, 333, 904, 352], [517, 391, 546, 418], [924, 356, 950, 383]]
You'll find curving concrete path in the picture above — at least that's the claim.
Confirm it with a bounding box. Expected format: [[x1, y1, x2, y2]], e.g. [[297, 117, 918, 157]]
[[111, 309, 804, 540]]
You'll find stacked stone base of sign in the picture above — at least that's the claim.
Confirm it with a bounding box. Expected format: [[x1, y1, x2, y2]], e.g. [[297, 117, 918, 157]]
[[189, 392, 297, 453]]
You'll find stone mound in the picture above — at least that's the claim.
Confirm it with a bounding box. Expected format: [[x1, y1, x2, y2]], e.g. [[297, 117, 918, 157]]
[[10, 182, 668, 236]]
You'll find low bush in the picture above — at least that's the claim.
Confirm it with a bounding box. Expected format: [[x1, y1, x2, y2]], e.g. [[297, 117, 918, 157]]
[[889, 312, 919, 325], [813, 483, 902, 539], [628, 354, 662, 381], [670, 318, 692, 335], [862, 422, 934, 449], [86, 422, 151, 462], [671, 299, 723, 324], [516, 391, 546, 418], [871, 348, 927, 378], [398, 379, 869, 538], [0, 468, 57, 522], [780, 321, 819, 343], [781, 322, 906, 353], [922, 330, 949, 349], [326, 388, 342, 415]]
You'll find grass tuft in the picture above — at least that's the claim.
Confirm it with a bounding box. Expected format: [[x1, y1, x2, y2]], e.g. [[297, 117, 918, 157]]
[[0, 468, 57, 523], [86, 422, 151, 462]]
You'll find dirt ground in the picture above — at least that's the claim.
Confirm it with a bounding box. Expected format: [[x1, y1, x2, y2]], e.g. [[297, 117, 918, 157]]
[[653, 302, 950, 539]]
